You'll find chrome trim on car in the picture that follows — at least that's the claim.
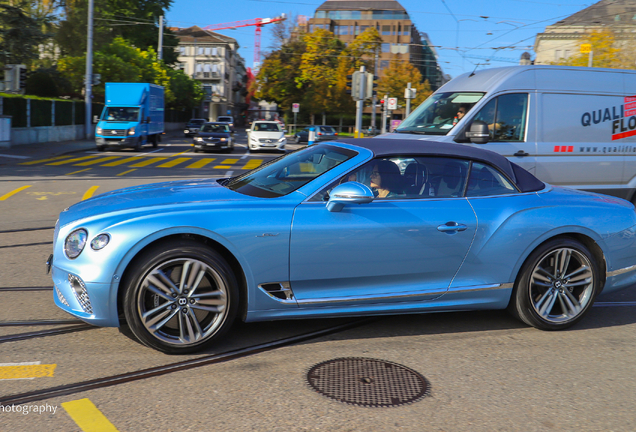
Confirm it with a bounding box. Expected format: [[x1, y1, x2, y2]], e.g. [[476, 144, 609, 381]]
[[294, 283, 511, 304], [258, 282, 296, 303], [607, 264, 636, 277]]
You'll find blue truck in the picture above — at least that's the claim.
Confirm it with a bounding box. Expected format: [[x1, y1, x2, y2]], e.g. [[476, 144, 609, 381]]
[[95, 83, 164, 151]]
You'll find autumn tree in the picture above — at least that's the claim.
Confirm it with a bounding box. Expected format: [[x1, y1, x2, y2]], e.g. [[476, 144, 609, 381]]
[[377, 55, 432, 106], [552, 29, 636, 70]]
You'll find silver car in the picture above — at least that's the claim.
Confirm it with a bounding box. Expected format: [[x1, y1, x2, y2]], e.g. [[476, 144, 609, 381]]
[[247, 121, 287, 152]]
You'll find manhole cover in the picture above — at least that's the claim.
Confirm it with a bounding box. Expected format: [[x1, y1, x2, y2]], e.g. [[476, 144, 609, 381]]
[[307, 357, 429, 407]]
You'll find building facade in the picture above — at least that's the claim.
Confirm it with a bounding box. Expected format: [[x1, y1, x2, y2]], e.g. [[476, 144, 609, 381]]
[[174, 26, 247, 121], [534, 0, 636, 65], [301, 0, 446, 89]]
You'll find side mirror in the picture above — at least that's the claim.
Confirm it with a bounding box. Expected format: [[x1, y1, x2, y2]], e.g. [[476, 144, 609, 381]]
[[327, 182, 374, 212], [465, 120, 490, 144]]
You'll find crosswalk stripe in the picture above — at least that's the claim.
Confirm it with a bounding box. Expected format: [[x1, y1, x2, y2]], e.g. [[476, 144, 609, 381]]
[[74, 156, 120, 166], [214, 158, 238, 169], [156, 157, 192, 168], [242, 159, 263, 170], [129, 157, 168, 167], [46, 156, 98, 166], [101, 157, 143, 167], [19, 156, 71, 165], [186, 158, 216, 169]]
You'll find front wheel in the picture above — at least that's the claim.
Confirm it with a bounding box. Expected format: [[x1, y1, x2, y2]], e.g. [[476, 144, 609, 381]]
[[122, 241, 239, 354], [509, 238, 600, 330]]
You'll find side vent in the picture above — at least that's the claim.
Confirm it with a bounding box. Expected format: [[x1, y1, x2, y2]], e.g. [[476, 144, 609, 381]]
[[258, 282, 296, 303]]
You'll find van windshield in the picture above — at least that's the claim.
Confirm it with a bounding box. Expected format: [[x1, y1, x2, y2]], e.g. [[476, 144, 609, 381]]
[[102, 107, 140, 122], [396, 92, 485, 135]]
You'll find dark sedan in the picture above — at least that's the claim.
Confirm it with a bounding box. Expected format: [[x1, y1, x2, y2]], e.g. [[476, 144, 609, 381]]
[[293, 125, 338, 143], [192, 122, 234, 153]]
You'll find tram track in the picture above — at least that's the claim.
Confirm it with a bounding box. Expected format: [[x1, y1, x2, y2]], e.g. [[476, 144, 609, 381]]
[[0, 324, 94, 345], [0, 227, 55, 234], [0, 318, 376, 406]]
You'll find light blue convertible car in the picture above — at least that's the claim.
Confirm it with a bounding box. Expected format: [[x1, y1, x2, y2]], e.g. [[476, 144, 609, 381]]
[[49, 139, 636, 353]]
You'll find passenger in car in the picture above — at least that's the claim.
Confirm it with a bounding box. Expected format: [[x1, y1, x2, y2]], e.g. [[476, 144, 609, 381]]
[[370, 160, 403, 198]]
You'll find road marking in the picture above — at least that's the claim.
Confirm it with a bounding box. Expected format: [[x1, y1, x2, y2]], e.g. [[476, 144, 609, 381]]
[[65, 168, 92, 176], [0, 185, 31, 201], [0, 362, 56, 380], [0, 154, 30, 159], [594, 301, 636, 307], [20, 155, 71, 165], [225, 170, 234, 177], [156, 157, 191, 168], [174, 149, 192, 156], [82, 186, 100, 200], [130, 157, 167, 167], [47, 156, 98, 165], [101, 157, 142, 167], [186, 158, 216, 169], [240, 152, 249, 159], [242, 159, 263, 170], [63, 398, 119, 432], [214, 158, 238, 169], [74, 157, 120, 166], [117, 169, 137, 176]]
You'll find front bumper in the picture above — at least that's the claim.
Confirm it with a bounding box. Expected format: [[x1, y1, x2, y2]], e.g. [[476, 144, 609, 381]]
[[193, 140, 232, 150], [249, 139, 286, 151], [96, 137, 135, 146], [51, 265, 120, 327]]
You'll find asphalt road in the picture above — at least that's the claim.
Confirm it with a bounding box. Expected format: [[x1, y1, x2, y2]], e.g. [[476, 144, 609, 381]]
[[1, 132, 635, 431]]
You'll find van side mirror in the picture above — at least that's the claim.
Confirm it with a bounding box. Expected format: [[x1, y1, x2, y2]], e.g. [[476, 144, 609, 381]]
[[465, 120, 490, 144]]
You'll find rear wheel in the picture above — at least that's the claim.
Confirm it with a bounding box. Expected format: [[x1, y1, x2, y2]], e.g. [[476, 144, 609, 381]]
[[151, 134, 158, 148], [96, 146, 106, 152], [134, 138, 142, 152], [122, 240, 239, 354], [509, 238, 600, 330]]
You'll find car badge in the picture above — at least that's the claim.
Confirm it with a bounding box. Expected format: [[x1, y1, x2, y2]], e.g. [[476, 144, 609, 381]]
[[111, 130, 117, 134]]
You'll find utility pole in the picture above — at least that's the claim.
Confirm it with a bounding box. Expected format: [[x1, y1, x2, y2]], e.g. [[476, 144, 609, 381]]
[[381, 93, 388, 134], [405, 82, 411, 117], [354, 66, 366, 138], [371, 52, 379, 134], [158, 15, 164, 60], [84, 0, 94, 139]]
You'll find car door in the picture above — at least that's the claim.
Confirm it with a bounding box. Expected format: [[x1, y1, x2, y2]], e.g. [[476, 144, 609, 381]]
[[289, 156, 477, 306]]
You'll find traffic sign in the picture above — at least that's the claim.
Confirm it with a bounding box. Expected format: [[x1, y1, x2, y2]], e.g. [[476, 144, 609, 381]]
[[580, 44, 592, 54], [387, 98, 398, 110], [292, 103, 300, 113]]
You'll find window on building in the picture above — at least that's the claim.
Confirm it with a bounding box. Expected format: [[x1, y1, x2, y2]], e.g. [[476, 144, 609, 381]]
[[381, 25, 391, 35], [555, 50, 562, 59], [565, 50, 571, 58], [212, 47, 218, 56], [179, 46, 186, 56], [381, 43, 390, 53], [195, 63, 203, 73], [380, 60, 390, 70], [211, 64, 218, 73], [359, 25, 369, 34], [198, 47, 204, 55], [402, 25, 411, 36]]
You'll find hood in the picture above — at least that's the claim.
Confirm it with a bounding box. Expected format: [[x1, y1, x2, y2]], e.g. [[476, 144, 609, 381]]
[[59, 179, 247, 226], [197, 132, 231, 138], [251, 131, 284, 139]]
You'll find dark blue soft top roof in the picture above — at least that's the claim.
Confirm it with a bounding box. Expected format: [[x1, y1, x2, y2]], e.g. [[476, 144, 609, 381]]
[[331, 138, 545, 193]]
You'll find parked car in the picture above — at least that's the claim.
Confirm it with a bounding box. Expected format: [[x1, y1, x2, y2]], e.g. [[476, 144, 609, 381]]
[[184, 119, 206, 137], [247, 120, 286, 152], [193, 122, 234, 153], [49, 138, 636, 354], [293, 125, 338, 143], [217, 116, 235, 131]]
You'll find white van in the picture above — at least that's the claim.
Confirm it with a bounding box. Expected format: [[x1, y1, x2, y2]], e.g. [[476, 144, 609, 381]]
[[387, 65, 636, 203]]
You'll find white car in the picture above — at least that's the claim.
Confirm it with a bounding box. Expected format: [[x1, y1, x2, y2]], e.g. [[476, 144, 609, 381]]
[[247, 121, 287, 152]]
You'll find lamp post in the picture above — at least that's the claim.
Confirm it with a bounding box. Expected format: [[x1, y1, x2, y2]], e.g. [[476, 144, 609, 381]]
[[84, 0, 94, 139]]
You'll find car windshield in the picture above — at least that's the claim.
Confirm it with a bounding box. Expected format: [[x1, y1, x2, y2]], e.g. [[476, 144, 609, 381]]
[[218, 117, 232, 122], [201, 124, 229, 133], [102, 107, 140, 122], [188, 119, 205, 125], [396, 92, 485, 135], [225, 144, 358, 198], [252, 123, 281, 132], [321, 126, 336, 134]]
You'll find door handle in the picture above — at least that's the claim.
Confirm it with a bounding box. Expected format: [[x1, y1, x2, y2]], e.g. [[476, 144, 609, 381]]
[[514, 150, 529, 157], [437, 222, 468, 233]]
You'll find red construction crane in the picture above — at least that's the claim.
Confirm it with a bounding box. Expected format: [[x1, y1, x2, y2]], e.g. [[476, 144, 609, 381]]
[[203, 14, 287, 66]]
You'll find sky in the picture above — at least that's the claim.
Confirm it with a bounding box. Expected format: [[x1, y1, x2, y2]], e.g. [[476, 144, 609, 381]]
[[165, 0, 597, 78]]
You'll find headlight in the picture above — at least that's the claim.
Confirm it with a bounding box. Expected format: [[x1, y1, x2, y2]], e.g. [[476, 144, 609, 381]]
[[184, 129, 190, 133], [220, 138, 226, 142], [90, 233, 110, 251], [194, 137, 204, 141], [64, 229, 88, 259], [128, 127, 136, 136], [250, 136, 258, 141], [278, 137, 286, 142], [96, 127, 102, 134]]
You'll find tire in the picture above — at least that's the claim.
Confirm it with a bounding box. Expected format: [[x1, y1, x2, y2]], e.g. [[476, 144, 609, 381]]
[[151, 135, 158, 148], [96, 146, 106, 152], [134, 138, 142, 152], [122, 240, 239, 354], [508, 238, 600, 330]]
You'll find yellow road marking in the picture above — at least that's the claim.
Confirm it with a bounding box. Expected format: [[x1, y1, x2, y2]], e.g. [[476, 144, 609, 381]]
[[117, 169, 137, 176], [156, 157, 191, 168], [186, 158, 216, 169], [101, 157, 142, 167], [82, 186, 100, 201], [47, 156, 98, 166], [74, 157, 120, 166], [174, 149, 192, 156], [65, 168, 92, 176], [242, 159, 263, 170], [19, 156, 71, 165], [0, 185, 32, 201], [63, 398, 119, 432], [214, 158, 238, 169], [130, 158, 167, 167], [0, 364, 56, 380]]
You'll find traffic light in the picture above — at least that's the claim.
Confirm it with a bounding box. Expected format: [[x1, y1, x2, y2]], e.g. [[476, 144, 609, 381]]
[[380, 99, 385, 109], [19, 66, 28, 89], [92, 73, 101, 86], [366, 74, 378, 99], [346, 72, 363, 100], [345, 75, 353, 95]]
